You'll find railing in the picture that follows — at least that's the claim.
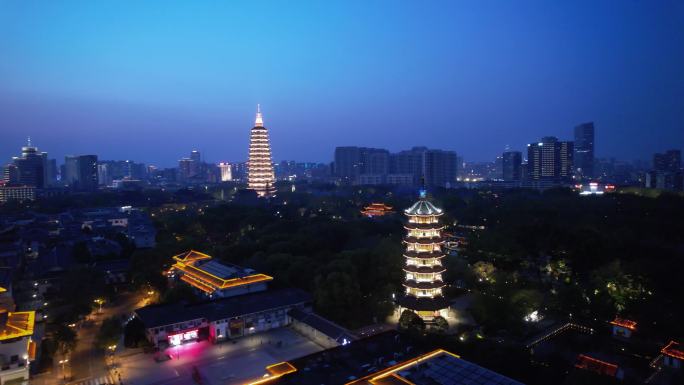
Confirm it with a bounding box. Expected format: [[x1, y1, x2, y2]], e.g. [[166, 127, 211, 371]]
[[525, 322, 594, 348]]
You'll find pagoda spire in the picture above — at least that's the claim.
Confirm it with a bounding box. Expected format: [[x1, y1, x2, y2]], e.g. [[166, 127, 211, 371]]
[[254, 104, 264, 127]]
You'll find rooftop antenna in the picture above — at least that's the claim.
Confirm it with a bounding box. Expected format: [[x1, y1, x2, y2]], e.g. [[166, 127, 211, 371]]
[[254, 104, 264, 127], [27, 136, 32, 147]]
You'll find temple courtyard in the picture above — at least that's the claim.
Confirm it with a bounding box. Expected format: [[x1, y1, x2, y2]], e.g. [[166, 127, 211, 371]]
[[114, 327, 325, 385]]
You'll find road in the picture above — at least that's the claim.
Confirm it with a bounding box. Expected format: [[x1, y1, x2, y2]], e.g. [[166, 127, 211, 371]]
[[31, 291, 149, 385]]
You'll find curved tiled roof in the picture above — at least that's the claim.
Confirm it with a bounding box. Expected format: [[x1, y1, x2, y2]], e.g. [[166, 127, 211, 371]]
[[403, 280, 446, 290], [404, 237, 445, 245], [397, 294, 450, 311], [403, 251, 445, 259], [405, 199, 443, 216], [404, 223, 445, 231], [403, 265, 446, 274]]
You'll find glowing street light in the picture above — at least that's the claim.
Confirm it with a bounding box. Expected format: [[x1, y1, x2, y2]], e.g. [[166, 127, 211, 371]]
[[59, 359, 69, 379], [94, 298, 105, 313]]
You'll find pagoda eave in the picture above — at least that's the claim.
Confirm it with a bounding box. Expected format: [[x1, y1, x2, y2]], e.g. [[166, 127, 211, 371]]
[[403, 280, 446, 290], [398, 295, 450, 312], [403, 265, 446, 274]]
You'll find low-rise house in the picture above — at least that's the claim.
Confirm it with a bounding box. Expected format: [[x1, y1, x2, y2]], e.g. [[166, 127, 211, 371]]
[[135, 288, 311, 350]]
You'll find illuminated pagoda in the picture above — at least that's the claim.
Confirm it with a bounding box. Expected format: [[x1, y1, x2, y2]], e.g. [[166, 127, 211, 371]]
[[247, 104, 276, 197], [360, 203, 394, 217], [397, 190, 450, 321]]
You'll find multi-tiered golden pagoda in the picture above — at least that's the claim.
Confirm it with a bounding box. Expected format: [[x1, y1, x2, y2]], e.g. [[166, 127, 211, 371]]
[[398, 190, 449, 321], [247, 104, 276, 197]]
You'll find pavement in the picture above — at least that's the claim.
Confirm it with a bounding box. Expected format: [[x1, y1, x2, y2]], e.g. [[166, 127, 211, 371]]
[[114, 327, 324, 385]]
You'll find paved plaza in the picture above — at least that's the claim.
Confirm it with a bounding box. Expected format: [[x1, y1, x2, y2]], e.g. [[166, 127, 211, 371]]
[[115, 327, 325, 385]]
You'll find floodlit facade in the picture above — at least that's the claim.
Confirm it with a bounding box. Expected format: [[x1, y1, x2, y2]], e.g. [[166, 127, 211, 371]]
[[397, 191, 449, 321], [360, 203, 394, 217], [248, 105, 276, 197], [218, 162, 232, 182], [0, 309, 36, 385], [169, 250, 272, 298]]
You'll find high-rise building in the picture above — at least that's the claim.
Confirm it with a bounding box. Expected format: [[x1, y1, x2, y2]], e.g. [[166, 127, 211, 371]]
[[46, 158, 58, 186], [423, 149, 458, 188], [190, 150, 201, 163], [390, 147, 427, 186], [178, 158, 195, 182], [335, 146, 457, 187], [398, 190, 449, 321], [218, 162, 232, 182], [574, 122, 595, 180], [502, 151, 522, 181], [247, 105, 276, 197], [653, 150, 681, 173], [64, 155, 99, 191], [334, 147, 389, 184], [333, 147, 361, 181], [2, 164, 19, 184], [12, 139, 47, 188], [526, 136, 574, 184]]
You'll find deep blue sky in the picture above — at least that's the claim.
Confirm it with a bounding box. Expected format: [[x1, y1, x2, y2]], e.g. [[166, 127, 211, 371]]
[[1, 1, 683, 167]]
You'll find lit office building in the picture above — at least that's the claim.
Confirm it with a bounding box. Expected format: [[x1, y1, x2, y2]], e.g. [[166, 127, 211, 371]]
[[0, 185, 36, 203], [526, 136, 574, 185], [397, 191, 449, 321], [502, 150, 522, 181], [63, 155, 99, 191], [12, 139, 47, 189], [574, 122, 595, 180], [218, 162, 232, 182], [247, 105, 276, 197]]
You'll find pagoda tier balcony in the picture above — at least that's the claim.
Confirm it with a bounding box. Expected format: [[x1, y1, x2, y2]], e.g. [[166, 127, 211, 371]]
[[403, 265, 446, 274], [397, 294, 450, 312], [403, 280, 446, 290], [404, 236, 445, 245], [403, 251, 445, 259], [404, 223, 445, 231]]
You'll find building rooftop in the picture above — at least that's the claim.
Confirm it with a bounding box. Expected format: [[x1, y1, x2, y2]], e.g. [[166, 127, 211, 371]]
[[171, 250, 273, 294], [135, 288, 311, 329], [405, 199, 442, 216], [574, 354, 619, 378], [246, 333, 525, 385], [289, 308, 356, 345], [247, 331, 427, 385], [610, 317, 637, 331], [661, 341, 684, 360], [0, 310, 36, 341], [350, 349, 525, 385], [361, 203, 394, 217]]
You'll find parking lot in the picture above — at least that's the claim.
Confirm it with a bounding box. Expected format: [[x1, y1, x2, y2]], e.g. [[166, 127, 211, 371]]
[[115, 327, 324, 385]]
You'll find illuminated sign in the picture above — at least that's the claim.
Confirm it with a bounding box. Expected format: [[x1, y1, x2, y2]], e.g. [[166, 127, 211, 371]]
[[168, 329, 198, 346]]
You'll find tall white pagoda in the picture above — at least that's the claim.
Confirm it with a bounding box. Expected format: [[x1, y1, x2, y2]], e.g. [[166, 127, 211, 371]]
[[398, 190, 450, 321], [247, 105, 276, 197]]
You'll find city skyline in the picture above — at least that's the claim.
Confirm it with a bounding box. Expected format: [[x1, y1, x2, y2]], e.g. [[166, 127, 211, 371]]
[[2, 2, 683, 166]]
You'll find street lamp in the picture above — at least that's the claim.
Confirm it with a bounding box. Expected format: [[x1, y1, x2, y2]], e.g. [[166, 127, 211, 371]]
[[59, 359, 69, 380], [108, 345, 117, 368], [94, 298, 105, 313]]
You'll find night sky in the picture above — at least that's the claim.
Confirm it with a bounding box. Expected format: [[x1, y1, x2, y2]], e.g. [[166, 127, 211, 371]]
[[1, 1, 683, 167]]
